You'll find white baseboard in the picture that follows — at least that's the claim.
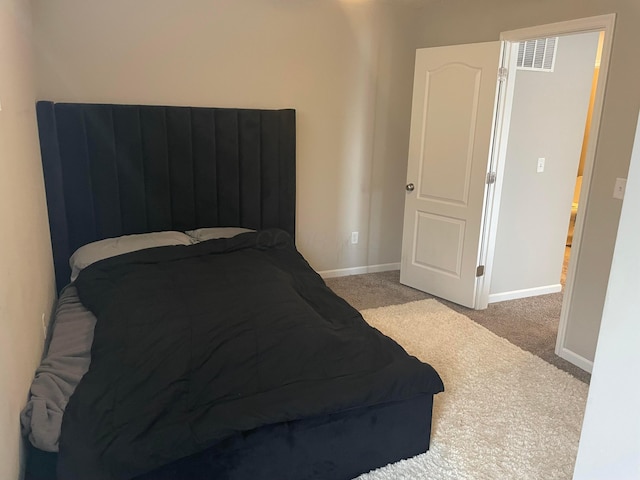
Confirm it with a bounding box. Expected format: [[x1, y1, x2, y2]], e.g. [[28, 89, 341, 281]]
[[488, 284, 562, 303], [556, 345, 594, 373], [319, 262, 400, 279]]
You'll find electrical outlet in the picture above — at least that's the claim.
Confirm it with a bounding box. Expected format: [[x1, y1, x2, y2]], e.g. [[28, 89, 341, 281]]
[[537, 157, 545, 173], [351, 231, 359, 245]]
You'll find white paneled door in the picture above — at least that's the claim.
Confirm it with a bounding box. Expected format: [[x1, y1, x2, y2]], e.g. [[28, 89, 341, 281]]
[[400, 42, 502, 308]]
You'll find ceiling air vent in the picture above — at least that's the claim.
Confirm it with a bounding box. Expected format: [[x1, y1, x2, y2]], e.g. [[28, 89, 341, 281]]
[[516, 37, 558, 72]]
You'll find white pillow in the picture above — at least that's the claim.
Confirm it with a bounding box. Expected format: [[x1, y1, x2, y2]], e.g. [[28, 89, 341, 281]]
[[69, 231, 192, 282], [185, 227, 255, 243]]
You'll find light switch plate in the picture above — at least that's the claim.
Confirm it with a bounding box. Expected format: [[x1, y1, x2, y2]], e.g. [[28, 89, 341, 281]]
[[537, 157, 545, 173], [613, 177, 627, 200]]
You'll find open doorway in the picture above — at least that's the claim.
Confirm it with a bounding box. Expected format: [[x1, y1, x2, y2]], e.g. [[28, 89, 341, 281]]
[[489, 15, 615, 373], [487, 31, 602, 306]]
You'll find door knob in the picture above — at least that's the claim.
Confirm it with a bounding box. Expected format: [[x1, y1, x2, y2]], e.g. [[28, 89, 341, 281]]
[[406, 183, 415, 192]]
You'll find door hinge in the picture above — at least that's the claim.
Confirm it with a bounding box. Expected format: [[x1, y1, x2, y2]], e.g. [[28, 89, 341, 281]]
[[486, 171, 497, 185], [498, 67, 508, 82], [476, 265, 485, 277]]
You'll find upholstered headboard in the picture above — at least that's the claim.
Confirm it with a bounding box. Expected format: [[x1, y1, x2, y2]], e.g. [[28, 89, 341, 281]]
[[36, 102, 296, 291]]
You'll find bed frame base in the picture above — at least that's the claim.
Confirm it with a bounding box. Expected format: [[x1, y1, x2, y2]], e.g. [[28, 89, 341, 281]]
[[26, 394, 433, 480]]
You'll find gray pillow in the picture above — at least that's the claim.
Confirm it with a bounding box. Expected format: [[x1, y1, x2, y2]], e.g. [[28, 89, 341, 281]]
[[69, 231, 192, 281], [21, 286, 96, 452], [185, 227, 255, 243]]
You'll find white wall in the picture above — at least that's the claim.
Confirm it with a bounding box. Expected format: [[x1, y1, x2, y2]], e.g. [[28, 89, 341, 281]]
[[490, 32, 599, 299], [31, 0, 424, 274], [0, 0, 57, 478], [573, 110, 640, 479]]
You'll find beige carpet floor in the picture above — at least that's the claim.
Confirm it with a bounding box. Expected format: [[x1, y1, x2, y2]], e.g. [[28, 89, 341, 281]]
[[325, 269, 590, 384], [354, 300, 588, 480]]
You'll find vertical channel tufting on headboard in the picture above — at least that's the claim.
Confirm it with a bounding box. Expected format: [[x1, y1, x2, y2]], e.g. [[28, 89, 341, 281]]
[[36, 102, 296, 292]]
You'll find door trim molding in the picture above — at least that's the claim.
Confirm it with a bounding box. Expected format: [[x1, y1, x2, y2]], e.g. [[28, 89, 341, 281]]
[[473, 43, 515, 310], [500, 14, 615, 42]]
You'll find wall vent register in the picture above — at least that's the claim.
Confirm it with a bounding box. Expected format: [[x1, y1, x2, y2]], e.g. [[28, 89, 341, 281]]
[[516, 37, 558, 72]]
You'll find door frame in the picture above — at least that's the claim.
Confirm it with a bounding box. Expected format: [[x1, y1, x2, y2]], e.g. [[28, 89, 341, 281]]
[[476, 13, 616, 372]]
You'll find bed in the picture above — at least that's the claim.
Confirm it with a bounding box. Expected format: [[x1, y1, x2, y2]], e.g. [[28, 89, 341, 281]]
[[24, 101, 444, 480]]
